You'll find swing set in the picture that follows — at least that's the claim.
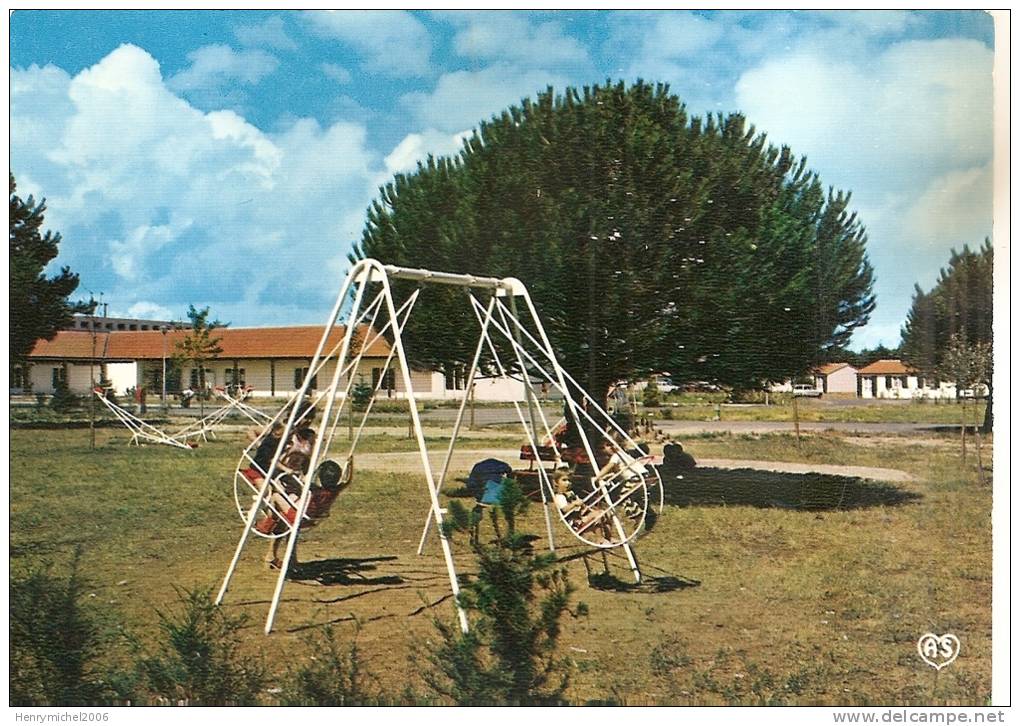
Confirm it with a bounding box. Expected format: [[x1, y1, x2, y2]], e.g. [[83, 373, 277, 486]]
[[215, 259, 663, 634], [95, 384, 272, 450]]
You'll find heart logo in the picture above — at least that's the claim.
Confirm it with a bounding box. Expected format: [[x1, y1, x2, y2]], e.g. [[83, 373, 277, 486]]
[[917, 632, 960, 671]]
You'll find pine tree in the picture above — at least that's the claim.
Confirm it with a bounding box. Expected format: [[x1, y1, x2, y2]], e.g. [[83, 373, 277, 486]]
[[356, 81, 875, 401], [10, 174, 90, 366], [901, 241, 993, 430], [424, 479, 574, 704]]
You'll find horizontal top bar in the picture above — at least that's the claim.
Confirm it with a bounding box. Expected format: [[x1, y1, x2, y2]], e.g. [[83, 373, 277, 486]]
[[359, 260, 523, 293], [384, 265, 507, 289]]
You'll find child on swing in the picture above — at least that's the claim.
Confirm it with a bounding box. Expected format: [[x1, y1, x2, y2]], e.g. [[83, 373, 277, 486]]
[[258, 455, 354, 571]]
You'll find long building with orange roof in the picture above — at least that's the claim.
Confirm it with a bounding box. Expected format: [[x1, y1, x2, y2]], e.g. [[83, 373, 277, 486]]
[[20, 325, 523, 401]]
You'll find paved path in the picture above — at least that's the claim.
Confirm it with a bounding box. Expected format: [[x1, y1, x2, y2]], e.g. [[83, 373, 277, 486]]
[[357, 448, 914, 483], [656, 420, 942, 436]]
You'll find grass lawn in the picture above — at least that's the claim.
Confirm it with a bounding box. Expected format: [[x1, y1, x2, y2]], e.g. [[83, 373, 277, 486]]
[[646, 398, 989, 426], [9, 426, 992, 705]]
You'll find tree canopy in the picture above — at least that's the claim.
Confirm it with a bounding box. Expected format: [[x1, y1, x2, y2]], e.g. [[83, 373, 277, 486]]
[[356, 81, 875, 399], [173, 305, 226, 413], [901, 240, 993, 428], [10, 174, 89, 366]]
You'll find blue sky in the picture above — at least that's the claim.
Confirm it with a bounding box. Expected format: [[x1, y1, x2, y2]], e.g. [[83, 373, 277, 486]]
[[9, 10, 995, 350]]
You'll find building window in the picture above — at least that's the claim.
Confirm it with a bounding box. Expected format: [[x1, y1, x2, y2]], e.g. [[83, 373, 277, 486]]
[[294, 368, 318, 390], [189, 368, 213, 389], [51, 367, 67, 388], [885, 376, 894, 388], [372, 367, 396, 391], [225, 368, 246, 387], [444, 365, 467, 391], [117, 323, 126, 330]]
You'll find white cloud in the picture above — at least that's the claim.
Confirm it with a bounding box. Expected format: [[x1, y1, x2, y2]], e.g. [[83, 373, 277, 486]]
[[304, 10, 431, 77], [167, 44, 278, 93], [234, 15, 296, 51], [401, 64, 569, 132], [903, 164, 993, 253], [11, 44, 385, 324], [444, 11, 589, 68], [320, 62, 352, 84], [384, 129, 472, 175], [123, 301, 176, 320], [735, 39, 993, 183]]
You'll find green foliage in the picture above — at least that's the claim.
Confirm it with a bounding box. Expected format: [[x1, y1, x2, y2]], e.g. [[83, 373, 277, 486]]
[[173, 306, 226, 415], [283, 624, 376, 706], [643, 379, 662, 408], [138, 588, 266, 706], [356, 81, 875, 398], [901, 241, 993, 428], [9, 174, 90, 366], [350, 378, 375, 410], [939, 333, 992, 392], [424, 478, 574, 705], [901, 241, 992, 375], [49, 375, 80, 412], [9, 552, 114, 705]]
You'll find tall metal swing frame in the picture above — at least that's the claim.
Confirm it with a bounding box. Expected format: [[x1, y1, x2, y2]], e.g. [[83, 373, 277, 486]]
[[216, 258, 660, 634]]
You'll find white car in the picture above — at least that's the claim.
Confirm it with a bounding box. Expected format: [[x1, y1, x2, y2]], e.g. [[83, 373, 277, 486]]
[[792, 384, 822, 398]]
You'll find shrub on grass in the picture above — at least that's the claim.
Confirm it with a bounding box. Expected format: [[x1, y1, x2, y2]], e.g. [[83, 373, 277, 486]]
[[350, 380, 374, 411], [9, 551, 117, 705], [282, 623, 377, 705], [49, 378, 79, 413], [642, 380, 661, 408], [423, 479, 576, 705], [139, 588, 266, 706]]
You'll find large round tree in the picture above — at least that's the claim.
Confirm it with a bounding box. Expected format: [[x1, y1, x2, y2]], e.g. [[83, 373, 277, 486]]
[[355, 81, 875, 400]]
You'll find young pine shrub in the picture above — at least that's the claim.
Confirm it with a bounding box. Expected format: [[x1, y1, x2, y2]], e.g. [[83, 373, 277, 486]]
[[283, 623, 377, 706], [423, 479, 578, 705], [9, 551, 119, 705], [139, 587, 266, 706], [48, 377, 80, 413]]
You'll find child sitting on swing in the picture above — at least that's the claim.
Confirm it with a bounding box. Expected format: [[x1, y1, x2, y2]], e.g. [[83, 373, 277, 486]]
[[258, 456, 353, 570]]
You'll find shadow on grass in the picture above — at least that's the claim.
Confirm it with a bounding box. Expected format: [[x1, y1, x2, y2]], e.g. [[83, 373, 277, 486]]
[[585, 571, 700, 594], [662, 467, 922, 511], [290, 555, 405, 586], [557, 548, 701, 594]]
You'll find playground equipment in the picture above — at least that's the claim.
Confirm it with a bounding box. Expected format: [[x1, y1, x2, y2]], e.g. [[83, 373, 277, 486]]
[[216, 259, 662, 634], [213, 386, 273, 426], [95, 386, 272, 449]]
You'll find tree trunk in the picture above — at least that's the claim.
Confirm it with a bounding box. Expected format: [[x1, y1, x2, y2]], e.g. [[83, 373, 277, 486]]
[[982, 381, 993, 433], [960, 398, 967, 461]]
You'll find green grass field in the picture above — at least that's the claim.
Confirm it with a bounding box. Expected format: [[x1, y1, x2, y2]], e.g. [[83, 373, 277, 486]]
[[10, 426, 992, 705]]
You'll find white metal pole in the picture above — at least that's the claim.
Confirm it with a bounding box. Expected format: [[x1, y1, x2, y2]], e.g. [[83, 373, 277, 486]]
[[502, 294, 557, 553], [263, 264, 374, 633], [513, 289, 642, 582], [217, 258, 369, 609], [376, 263, 470, 633], [417, 293, 498, 555]]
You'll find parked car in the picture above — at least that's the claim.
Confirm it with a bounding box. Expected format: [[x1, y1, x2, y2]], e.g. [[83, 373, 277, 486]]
[[792, 384, 822, 398]]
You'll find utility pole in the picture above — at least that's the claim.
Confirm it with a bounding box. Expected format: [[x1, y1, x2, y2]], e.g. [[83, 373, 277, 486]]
[[88, 294, 98, 450], [161, 325, 169, 413]]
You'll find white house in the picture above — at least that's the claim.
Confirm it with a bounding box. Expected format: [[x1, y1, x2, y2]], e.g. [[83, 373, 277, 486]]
[[856, 359, 961, 399], [813, 362, 859, 397], [770, 362, 858, 397], [23, 326, 526, 401]]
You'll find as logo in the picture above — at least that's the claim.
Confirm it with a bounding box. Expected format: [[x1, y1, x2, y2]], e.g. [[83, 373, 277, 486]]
[[917, 632, 960, 671]]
